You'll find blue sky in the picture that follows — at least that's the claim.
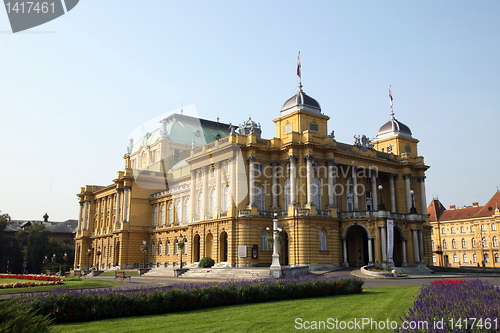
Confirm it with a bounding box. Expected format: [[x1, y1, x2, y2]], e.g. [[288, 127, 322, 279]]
[[1, 1, 499, 220]]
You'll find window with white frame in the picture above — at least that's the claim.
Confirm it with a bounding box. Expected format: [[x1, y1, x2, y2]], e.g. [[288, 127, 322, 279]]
[[492, 223, 497, 231], [432, 254, 436, 263], [463, 254, 468, 263], [493, 236, 499, 247], [485, 253, 490, 263], [210, 189, 216, 214], [224, 186, 230, 212], [167, 241, 170, 255], [260, 230, 269, 251], [184, 198, 190, 223], [184, 240, 187, 254], [153, 206, 158, 226], [225, 163, 229, 174], [460, 226, 465, 233], [346, 188, 353, 211], [159, 242, 162, 255], [152, 242, 155, 256], [472, 238, 476, 248], [442, 228, 446, 234], [473, 254, 477, 263], [211, 168, 215, 178], [161, 205, 166, 225], [495, 253, 499, 263], [198, 192, 203, 218], [470, 225, 475, 232], [453, 254, 458, 263], [451, 227, 455, 234], [176, 200, 181, 223], [443, 240, 447, 249], [431, 240, 435, 250], [452, 239, 457, 249], [175, 240, 178, 255], [199, 171, 203, 181], [169, 204, 173, 224], [255, 186, 265, 211], [313, 177, 322, 209], [462, 238, 466, 248], [483, 237, 488, 248], [482, 224, 486, 231], [319, 230, 327, 251]]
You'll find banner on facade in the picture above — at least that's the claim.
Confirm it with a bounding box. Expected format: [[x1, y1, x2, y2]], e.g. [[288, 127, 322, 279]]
[[387, 219, 394, 263]]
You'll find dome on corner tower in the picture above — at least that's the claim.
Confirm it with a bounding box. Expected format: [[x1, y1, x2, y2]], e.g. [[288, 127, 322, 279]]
[[376, 111, 413, 140], [280, 84, 322, 116]]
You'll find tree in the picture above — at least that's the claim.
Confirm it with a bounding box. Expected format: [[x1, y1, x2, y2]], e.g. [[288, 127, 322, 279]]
[[0, 212, 23, 273], [24, 223, 52, 273]]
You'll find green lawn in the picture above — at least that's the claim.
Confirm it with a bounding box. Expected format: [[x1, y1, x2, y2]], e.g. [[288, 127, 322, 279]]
[[0, 279, 121, 295], [55, 286, 420, 333], [95, 270, 139, 277]]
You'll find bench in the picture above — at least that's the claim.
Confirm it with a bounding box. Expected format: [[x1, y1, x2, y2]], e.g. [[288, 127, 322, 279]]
[[115, 271, 131, 282]]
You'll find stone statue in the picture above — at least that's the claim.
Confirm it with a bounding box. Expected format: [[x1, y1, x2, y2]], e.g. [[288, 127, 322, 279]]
[[191, 139, 196, 150], [354, 135, 361, 147], [387, 144, 393, 154]]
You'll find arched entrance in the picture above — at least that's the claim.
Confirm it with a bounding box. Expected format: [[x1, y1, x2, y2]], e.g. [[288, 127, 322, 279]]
[[278, 231, 289, 265], [205, 233, 213, 258], [444, 255, 449, 267], [193, 234, 201, 262], [393, 227, 405, 266], [346, 225, 368, 266], [114, 241, 120, 266], [219, 231, 228, 262]]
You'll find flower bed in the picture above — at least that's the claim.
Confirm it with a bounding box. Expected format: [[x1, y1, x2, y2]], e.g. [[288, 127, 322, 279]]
[[397, 279, 500, 332], [18, 275, 363, 323], [0, 274, 64, 289]]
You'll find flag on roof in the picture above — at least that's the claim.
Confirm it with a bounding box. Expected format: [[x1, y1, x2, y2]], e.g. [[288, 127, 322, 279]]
[[297, 51, 301, 78], [389, 85, 393, 107]]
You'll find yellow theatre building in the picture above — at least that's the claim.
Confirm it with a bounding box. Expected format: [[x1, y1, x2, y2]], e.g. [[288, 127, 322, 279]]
[[74, 82, 432, 271]]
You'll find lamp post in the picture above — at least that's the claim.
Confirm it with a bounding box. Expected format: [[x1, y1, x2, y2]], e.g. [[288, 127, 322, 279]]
[[142, 238, 147, 269], [87, 248, 91, 270], [63, 252, 68, 274], [436, 245, 443, 266], [178, 234, 184, 269], [97, 246, 101, 270], [267, 213, 282, 278], [409, 190, 417, 214], [377, 185, 386, 211]]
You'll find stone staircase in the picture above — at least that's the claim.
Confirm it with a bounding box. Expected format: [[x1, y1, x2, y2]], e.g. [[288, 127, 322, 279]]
[[397, 265, 434, 276], [142, 266, 272, 280]]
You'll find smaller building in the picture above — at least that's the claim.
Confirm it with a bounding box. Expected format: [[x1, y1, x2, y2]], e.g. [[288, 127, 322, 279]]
[[428, 192, 500, 267]]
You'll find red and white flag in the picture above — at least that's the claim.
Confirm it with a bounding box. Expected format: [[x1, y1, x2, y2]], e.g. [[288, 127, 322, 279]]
[[297, 51, 301, 78], [389, 85, 393, 107]]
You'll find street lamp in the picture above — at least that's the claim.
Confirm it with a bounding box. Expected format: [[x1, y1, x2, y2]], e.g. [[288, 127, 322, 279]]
[[436, 245, 443, 266], [377, 185, 386, 211], [409, 190, 417, 214], [267, 213, 282, 278], [178, 234, 184, 269], [87, 248, 91, 270], [142, 238, 147, 269], [97, 246, 101, 270], [63, 252, 68, 274]]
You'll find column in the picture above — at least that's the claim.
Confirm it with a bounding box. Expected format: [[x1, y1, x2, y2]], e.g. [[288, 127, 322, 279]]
[[83, 200, 89, 230], [402, 240, 407, 266], [270, 160, 280, 209], [404, 173, 412, 213], [230, 158, 237, 209], [380, 226, 387, 262], [352, 166, 358, 211], [325, 159, 337, 208], [114, 188, 122, 224], [389, 173, 396, 213], [215, 163, 222, 214], [247, 156, 256, 207], [122, 186, 130, 223], [305, 154, 314, 206], [202, 166, 208, 217], [418, 229, 424, 263], [413, 229, 420, 263], [371, 172, 377, 211], [190, 170, 196, 221], [418, 176, 427, 215], [290, 155, 297, 205], [342, 238, 348, 265], [77, 201, 84, 231], [368, 237, 373, 264]]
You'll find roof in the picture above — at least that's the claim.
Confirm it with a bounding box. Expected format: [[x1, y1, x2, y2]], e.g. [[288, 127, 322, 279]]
[[375, 113, 413, 140], [428, 191, 500, 222], [280, 86, 322, 116], [5, 219, 78, 234]]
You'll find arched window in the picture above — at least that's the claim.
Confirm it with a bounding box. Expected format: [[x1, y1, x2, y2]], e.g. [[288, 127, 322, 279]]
[[473, 253, 477, 263], [260, 230, 268, 251], [210, 189, 216, 214], [184, 239, 187, 255], [184, 198, 190, 223], [198, 192, 203, 218], [452, 239, 457, 249], [176, 200, 181, 223], [484, 253, 490, 263], [175, 240, 178, 255], [159, 242, 162, 255], [365, 190, 373, 211], [284, 178, 291, 210], [463, 254, 468, 263], [453, 254, 458, 263], [431, 240, 435, 250], [255, 186, 265, 211], [483, 237, 488, 248], [346, 188, 353, 211], [319, 230, 327, 251], [199, 171, 203, 181], [493, 236, 498, 247], [432, 254, 436, 263], [472, 238, 476, 248], [152, 242, 155, 256], [168, 204, 173, 224], [153, 206, 158, 226], [451, 227, 455, 234], [312, 177, 322, 208], [462, 238, 466, 248], [161, 205, 166, 225], [495, 253, 499, 263], [167, 241, 170, 255], [224, 186, 230, 212], [442, 240, 447, 249]]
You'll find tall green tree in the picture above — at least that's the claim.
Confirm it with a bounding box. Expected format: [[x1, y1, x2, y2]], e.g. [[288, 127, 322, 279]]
[[0, 212, 23, 273], [25, 223, 52, 274]]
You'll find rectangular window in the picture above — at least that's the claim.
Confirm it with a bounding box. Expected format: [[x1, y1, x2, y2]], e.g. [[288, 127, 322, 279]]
[[491, 223, 497, 231], [310, 123, 318, 131], [471, 225, 475, 232], [460, 226, 465, 233], [405, 146, 411, 153], [284, 124, 292, 133], [482, 224, 486, 231], [451, 227, 455, 234], [174, 149, 180, 162]]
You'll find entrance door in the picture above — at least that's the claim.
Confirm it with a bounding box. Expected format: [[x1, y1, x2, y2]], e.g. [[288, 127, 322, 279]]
[[279, 231, 289, 265], [193, 234, 201, 262], [346, 226, 368, 266], [219, 232, 228, 262], [205, 233, 213, 258]]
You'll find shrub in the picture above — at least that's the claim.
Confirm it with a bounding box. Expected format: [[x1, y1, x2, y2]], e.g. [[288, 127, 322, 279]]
[[198, 257, 215, 268], [0, 299, 53, 333]]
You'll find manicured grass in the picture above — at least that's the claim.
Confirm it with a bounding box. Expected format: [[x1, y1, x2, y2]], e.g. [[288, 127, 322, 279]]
[[0, 279, 121, 295], [55, 286, 420, 333], [0, 278, 23, 284], [96, 270, 139, 277]]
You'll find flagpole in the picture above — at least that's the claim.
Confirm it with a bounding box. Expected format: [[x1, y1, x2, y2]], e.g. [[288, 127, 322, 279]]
[[389, 85, 394, 118], [297, 51, 302, 90]]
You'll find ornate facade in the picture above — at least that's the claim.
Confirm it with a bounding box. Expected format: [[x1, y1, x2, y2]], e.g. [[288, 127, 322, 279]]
[[74, 83, 431, 271], [428, 192, 500, 267]]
